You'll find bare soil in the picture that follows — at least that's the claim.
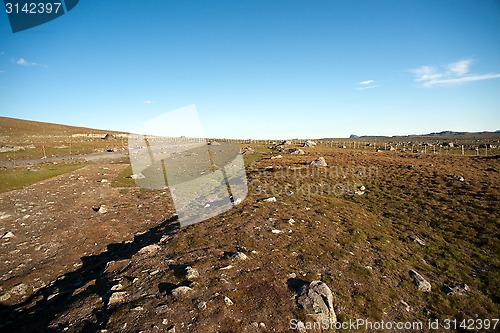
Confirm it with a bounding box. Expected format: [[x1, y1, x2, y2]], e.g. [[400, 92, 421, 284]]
[[0, 144, 499, 333]]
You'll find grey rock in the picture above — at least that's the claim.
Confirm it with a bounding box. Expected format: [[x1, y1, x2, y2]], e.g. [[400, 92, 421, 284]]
[[185, 266, 200, 280], [104, 259, 131, 274], [289, 148, 305, 155], [409, 270, 431, 292], [304, 140, 317, 148], [310, 157, 327, 167], [193, 298, 207, 310], [409, 234, 426, 246], [223, 295, 234, 306], [443, 283, 469, 296], [0, 283, 30, 303], [108, 291, 127, 305], [297, 280, 336, 324], [1, 231, 15, 239], [171, 286, 193, 299], [230, 252, 248, 261], [138, 244, 161, 256]]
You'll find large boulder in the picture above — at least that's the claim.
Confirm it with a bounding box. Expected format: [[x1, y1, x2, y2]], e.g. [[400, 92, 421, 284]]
[[304, 140, 317, 148], [297, 280, 336, 324], [310, 157, 327, 167], [289, 148, 305, 155]]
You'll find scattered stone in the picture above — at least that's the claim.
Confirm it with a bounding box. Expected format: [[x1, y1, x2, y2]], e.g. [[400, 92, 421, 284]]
[[263, 196, 277, 202], [110, 283, 123, 291], [108, 292, 127, 305], [288, 218, 296, 225], [104, 259, 131, 274], [185, 266, 200, 280], [409, 234, 426, 246], [409, 270, 431, 292], [166, 325, 176, 333], [138, 244, 161, 256], [288, 148, 305, 155], [230, 252, 248, 261], [0, 212, 12, 220], [270, 155, 283, 159], [443, 283, 470, 296], [271, 229, 283, 234], [452, 175, 465, 182], [259, 322, 266, 328], [304, 140, 317, 148], [210, 141, 222, 146], [310, 157, 327, 167], [297, 280, 336, 324], [223, 295, 234, 306], [0, 283, 30, 303], [130, 173, 146, 180], [1, 231, 15, 239], [98, 206, 108, 214], [220, 265, 234, 270], [193, 299, 207, 310], [400, 300, 411, 312], [251, 322, 259, 328], [171, 286, 193, 299]]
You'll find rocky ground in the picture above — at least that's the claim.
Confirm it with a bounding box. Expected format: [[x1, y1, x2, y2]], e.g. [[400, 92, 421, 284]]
[[0, 143, 499, 332]]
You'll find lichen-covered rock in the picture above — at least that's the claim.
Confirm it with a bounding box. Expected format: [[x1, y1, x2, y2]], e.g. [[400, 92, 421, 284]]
[[297, 280, 336, 324]]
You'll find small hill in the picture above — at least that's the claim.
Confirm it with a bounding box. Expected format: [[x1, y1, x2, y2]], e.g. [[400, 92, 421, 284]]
[[0, 116, 126, 138]]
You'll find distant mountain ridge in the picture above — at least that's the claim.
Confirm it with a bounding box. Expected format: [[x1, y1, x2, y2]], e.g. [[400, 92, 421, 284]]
[[349, 130, 500, 139]]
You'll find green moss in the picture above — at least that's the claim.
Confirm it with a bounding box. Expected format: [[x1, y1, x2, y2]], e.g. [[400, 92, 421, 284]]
[[0, 163, 84, 193]]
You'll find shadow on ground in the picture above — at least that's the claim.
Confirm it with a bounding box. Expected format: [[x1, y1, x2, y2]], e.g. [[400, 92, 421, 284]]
[[0, 215, 180, 333]]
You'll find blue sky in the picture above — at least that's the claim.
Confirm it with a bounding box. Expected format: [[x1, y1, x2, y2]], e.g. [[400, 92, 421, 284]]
[[1, 0, 499, 139]]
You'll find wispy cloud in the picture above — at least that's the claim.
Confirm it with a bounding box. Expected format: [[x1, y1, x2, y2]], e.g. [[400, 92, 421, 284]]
[[447, 59, 471, 76], [14, 57, 46, 67], [143, 100, 154, 104], [359, 79, 374, 85], [410, 59, 500, 87], [357, 79, 378, 90]]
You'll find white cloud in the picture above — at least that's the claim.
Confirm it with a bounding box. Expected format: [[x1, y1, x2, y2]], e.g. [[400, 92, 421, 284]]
[[16, 58, 28, 66], [15, 57, 45, 67], [410, 59, 500, 87], [423, 73, 500, 87], [411, 66, 443, 82], [447, 59, 471, 76], [359, 79, 374, 85], [143, 100, 154, 104]]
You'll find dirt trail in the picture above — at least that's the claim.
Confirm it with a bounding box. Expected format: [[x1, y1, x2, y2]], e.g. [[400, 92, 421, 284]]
[[0, 163, 173, 305]]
